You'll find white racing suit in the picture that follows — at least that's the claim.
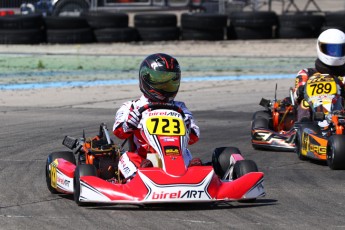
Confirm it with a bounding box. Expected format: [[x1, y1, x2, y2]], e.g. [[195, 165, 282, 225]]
[[113, 95, 200, 178]]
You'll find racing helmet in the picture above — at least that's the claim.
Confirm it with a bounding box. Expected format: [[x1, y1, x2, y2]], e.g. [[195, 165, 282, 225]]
[[317, 28, 345, 66], [139, 53, 181, 102]]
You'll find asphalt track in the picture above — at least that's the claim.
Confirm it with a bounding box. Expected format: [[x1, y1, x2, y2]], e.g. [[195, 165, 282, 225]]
[[1, 88, 345, 230]]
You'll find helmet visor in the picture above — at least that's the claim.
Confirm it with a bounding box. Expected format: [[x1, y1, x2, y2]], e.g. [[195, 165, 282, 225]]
[[147, 70, 180, 92], [319, 42, 345, 57]]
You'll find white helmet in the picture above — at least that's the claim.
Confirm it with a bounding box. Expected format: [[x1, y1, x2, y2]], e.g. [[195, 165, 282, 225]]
[[317, 29, 345, 66]]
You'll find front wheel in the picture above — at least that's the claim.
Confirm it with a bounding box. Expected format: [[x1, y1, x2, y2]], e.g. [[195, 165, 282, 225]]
[[233, 160, 259, 203], [212, 147, 241, 179], [295, 129, 307, 161], [74, 164, 97, 206], [327, 135, 345, 170], [46, 151, 76, 194], [232, 160, 258, 180]]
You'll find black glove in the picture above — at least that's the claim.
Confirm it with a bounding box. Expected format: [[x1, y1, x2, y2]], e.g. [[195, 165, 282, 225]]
[[296, 85, 305, 101], [127, 109, 141, 130], [341, 88, 345, 99]]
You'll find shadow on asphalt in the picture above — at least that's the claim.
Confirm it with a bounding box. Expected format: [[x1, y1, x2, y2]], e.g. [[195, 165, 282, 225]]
[[77, 198, 278, 211]]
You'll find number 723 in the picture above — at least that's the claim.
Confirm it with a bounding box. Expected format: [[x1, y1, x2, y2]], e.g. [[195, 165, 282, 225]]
[[146, 116, 186, 136]]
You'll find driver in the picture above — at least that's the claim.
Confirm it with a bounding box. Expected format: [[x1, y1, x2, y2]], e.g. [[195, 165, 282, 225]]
[[113, 53, 201, 180], [294, 28, 345, 122]]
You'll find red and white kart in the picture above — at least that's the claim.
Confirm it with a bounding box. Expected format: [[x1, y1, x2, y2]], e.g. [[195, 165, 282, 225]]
[[46, 104, 265, 206]]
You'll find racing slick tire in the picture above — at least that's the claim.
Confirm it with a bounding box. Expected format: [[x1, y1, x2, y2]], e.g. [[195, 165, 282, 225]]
[[295, 125, 308, 161], [212, 146, 241, 178], [251, 110, 272, 130], [327, 135, 345, 170], [252, 110, 271, 120], [232, 160, 259, 180], [46, 151, 76, 194], [251, 116, 270, 150], [74, 164, 97, 206], [251, 117, 270, 130], [233, 160, 259, 203]]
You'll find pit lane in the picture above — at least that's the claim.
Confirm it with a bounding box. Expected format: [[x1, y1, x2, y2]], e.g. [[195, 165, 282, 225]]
[[1, 78, 345, 229]]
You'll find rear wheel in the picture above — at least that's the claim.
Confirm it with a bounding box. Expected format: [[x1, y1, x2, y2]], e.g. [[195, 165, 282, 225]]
[[46, 151, 76, 194], [74, 164, 97, 206], [251, 110, 272, 129], [212, 147, 241, 178], [251, 111, 272, 150], [327, 135, 345, 170], [253, 110, 271, 120], [252, 117, 270, 130]]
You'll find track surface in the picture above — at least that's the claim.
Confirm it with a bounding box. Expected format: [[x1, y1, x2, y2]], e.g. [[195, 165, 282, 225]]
[[1, 95, 345, 230]]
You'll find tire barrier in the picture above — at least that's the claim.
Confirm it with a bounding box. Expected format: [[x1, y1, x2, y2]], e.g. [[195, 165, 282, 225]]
[[44, 16, 94, 43], [0, 14, 45, 44], [278, 12, 325, 38], [321, 11, 345, 33], [134, 14, 179, 41], [82, 11, 138, 42], [229, 11, 278, 39], [181, 13, 228, 40], [0, 11, 344, 44]]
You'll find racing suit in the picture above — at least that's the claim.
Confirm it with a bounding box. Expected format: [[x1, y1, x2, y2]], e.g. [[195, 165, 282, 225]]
[[113, 95, 200, 179], [294, 58, 345, 122]]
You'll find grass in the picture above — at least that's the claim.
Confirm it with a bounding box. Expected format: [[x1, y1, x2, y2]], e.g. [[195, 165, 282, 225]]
[[0, 54, 315, 85]]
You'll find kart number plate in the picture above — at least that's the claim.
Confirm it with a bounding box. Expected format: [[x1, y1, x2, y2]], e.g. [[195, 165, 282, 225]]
[[306, 81, 337, 97], [146, 116, 185, 136], [50, 159, 58, 189]]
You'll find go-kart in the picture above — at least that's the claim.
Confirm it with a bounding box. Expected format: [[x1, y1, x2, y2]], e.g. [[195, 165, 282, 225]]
[[251, 84, 296, 151], [45, 103, 265, 206], [294, 73, 345, 169]]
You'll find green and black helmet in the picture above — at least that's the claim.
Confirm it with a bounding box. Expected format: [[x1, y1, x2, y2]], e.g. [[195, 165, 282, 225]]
[[139, 53, 181, 102]]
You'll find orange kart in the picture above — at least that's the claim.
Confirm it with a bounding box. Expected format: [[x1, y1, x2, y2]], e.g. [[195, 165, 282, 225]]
[[251, 84, 296, 151], [294, 74, 345, 169]]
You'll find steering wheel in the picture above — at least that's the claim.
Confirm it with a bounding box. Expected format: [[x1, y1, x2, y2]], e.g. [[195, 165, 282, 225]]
[[138, 103, 185, 119]]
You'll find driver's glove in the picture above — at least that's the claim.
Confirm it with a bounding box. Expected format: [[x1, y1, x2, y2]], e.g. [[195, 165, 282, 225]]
[[127, 109, 141, 130], [296, 85, 305, 102]]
